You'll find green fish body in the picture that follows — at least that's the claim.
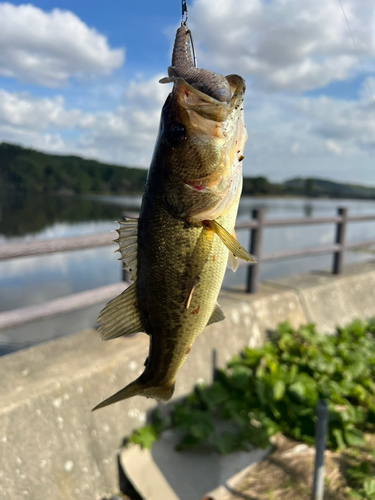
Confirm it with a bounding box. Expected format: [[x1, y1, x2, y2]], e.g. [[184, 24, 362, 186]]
[[93, 32, 254, 411]]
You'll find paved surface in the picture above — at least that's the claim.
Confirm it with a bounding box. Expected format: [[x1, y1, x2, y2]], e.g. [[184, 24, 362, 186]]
[[0, 261, 374, 499]]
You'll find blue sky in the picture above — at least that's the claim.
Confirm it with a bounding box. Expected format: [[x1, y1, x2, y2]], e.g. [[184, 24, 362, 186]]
[[0, 0, 374, 184]]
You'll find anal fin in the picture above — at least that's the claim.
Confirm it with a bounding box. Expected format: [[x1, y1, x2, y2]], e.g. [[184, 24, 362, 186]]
[[207, 302, 225, 326], [205, 220, 257, 263], [97, 283, 143, 341]]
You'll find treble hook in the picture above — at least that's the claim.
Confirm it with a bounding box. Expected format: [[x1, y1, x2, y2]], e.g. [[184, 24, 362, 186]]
[[182, 0, 188, 24], [181, 1, 197, 68]]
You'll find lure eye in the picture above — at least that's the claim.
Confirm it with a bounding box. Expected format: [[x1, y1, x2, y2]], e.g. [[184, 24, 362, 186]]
[[166, 123, 186, 147]]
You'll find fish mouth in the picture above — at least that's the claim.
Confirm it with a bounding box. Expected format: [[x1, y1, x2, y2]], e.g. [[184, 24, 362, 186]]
[[176, 75, 246, 221]]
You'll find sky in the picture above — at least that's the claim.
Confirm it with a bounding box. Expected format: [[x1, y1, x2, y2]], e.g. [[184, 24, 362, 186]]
[[0, 0, 374, 184]]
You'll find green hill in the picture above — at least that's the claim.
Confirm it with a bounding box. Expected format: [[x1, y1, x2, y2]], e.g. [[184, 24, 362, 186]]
[[1, 142, 375, 200], [284, 177, 375, 199], [0, 142, 147, 195]]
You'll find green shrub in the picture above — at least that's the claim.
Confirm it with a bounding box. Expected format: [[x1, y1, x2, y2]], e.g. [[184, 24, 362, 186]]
[[128, 319, 375, 454]]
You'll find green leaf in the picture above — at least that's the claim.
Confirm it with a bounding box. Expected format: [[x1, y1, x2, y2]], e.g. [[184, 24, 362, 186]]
[[344, 429, 366, 447], [273, 380, 286, 401], [332, 429, 346, 450], [216, 431, 237, 455], [364, 478, 375, 497], [200, 381, 228, 410], [347, 490, 363, 499], [128, 425, 158, 450], [289, 381, 305, 400], [346, 461, 370, 481]]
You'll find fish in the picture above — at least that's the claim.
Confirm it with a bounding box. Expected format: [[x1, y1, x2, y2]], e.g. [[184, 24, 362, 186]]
[[92, 23, 255, 411]]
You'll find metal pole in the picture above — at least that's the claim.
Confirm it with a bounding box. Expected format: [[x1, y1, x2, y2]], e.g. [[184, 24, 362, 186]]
[[332, 207, 347, 274], [246, 209, 265, 294], [212, 349, 218, 382], [312, 400, 328, 500]]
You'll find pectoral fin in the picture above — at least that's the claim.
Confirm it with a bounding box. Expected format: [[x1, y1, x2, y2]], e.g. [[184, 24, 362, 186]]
[[204, 220, 257, 263], [207, 302, 225, 326], [97, 283, 143, 340]]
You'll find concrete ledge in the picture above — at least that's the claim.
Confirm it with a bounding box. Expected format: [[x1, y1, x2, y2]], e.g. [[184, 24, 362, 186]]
[[266, 260, 375, 334], [1, 260, 374, 500]]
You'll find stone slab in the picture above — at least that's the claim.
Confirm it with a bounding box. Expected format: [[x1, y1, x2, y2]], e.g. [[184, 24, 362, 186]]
[[267, 260, 375, 334], [119, 430, 270, 500], [1, 261, 374, 499]]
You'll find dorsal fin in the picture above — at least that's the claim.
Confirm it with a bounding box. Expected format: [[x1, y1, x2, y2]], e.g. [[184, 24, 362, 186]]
[[114, 218, 138, 281]]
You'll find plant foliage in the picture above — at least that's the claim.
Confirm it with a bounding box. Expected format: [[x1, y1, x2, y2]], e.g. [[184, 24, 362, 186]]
[[127, 319, 375, 454], [346, 452, 375, 499]]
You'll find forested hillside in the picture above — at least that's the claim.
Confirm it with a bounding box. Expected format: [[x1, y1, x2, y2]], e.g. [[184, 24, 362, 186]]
[[1, 142, 375, 199], [0, 142, 147, 195], [284, 177, 375, 199]]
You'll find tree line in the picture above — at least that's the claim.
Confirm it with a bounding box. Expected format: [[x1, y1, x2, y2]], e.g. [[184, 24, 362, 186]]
[[1, 142, 374, 199]]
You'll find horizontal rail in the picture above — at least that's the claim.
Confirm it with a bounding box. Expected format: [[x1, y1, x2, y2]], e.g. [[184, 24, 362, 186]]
[[0, 282, 127, 331], [1, 213, 375, 261], [346, 239, 375, 249], [238, 244, 341, 265], [262, 244, 341, 262], [1, 206, 375, 330], [235, 216, 343, 229], [347, 214, 375, 223], [236, 214, 375, 230], [237, 239, 375, 266], [0, 232, 115, 261]]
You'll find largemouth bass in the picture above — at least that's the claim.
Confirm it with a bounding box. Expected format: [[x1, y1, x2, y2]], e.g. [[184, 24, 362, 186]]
[[93, 24, 255, 411]]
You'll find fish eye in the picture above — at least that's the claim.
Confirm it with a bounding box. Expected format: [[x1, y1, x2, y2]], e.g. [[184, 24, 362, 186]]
[[166, 123, 186, 147]]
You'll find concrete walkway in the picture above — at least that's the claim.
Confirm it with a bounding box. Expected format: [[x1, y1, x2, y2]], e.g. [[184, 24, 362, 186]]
[[0, 261, 374, 500]]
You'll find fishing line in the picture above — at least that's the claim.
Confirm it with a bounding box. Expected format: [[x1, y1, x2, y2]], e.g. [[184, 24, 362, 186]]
[[181, 0, 197, 68], [182, 0, 188, 23], [337, 0, 375, 104]]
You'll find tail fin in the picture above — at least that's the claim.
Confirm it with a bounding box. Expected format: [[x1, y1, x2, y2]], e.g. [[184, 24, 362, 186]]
[[92, 377, 175, 411]]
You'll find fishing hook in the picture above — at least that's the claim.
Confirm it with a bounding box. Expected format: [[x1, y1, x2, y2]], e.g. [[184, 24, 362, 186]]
[[181, 0, 197, 68]]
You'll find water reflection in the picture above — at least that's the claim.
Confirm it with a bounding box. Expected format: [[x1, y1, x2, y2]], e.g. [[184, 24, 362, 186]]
[[0, 193, 136, 237], [1, 194, 375, 354]]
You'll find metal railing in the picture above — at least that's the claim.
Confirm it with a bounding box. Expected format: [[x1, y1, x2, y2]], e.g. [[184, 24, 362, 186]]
[[0, 207, 375, 331]]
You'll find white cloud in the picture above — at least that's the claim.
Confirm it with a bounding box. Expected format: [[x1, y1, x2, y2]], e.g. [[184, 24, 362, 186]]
[[326, 140, 342, 155], [190, 0, 375, 91], [1, 76, 374, 184], [1, 0, 375, 185], [0, 76, 170, 166], [0, 3, 124, 87]]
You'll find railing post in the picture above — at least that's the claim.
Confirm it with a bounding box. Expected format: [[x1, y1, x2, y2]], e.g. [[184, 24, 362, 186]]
[[246, 208, 265, 294], [311, 400, 328, 500], [332, 207, 347, 275]]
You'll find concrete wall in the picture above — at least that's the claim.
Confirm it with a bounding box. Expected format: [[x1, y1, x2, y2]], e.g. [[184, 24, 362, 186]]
[[1, 261, 374, 500]]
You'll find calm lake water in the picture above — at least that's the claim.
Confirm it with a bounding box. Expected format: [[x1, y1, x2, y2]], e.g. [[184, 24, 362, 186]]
[[1, 193, 375, 355]]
